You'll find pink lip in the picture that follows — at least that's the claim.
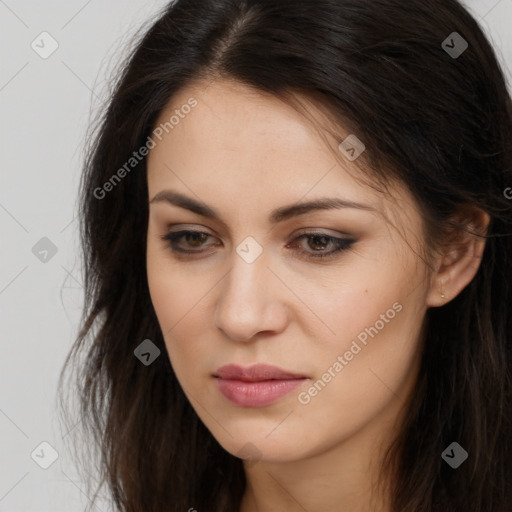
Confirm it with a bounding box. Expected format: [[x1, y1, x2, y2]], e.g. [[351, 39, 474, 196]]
[[213, 364, 308, 407]]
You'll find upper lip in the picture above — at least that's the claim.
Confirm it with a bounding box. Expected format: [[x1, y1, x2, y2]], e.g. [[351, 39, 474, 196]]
[[213, 364, 307, 382]]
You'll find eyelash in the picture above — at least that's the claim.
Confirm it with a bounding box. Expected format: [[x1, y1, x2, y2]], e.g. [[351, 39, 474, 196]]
[[161, 230, 355, 260]]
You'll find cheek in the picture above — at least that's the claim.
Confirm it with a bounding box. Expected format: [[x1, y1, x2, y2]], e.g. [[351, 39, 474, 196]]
[[146, 244, 216, 374], [298, 252, 426, 405], [296, 255, 409, 357], [146, 237, 203, 330], [316, 235, 426, 352], [297, 274, 425, 435]]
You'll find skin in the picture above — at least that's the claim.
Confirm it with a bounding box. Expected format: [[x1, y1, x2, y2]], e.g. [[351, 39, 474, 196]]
[[146, 78, 488, 512]]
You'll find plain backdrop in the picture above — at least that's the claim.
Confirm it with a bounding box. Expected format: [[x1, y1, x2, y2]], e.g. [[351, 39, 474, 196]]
[[1, 1, 511, 510]]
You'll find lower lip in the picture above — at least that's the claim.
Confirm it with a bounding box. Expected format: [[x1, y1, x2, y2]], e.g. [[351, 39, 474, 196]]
[[215, 378, 306, 407]]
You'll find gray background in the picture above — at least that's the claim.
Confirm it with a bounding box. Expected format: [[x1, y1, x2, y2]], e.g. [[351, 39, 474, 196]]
[[1, 0, 511, 510]]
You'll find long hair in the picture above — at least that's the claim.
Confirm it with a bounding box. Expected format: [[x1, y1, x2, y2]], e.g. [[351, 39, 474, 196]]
[[57, 1, 512, 510]]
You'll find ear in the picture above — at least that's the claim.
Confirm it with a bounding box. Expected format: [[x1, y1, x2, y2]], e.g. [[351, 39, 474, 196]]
[[426, 207, 490, 308]]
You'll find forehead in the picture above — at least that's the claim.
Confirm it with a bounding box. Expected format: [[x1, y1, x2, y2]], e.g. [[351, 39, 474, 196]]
[[153, 79, 343, 163], [150, 79, 355, 189]]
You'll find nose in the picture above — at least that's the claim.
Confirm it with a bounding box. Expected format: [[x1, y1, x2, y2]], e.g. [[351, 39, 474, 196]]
[[214, 252, 290, 342]]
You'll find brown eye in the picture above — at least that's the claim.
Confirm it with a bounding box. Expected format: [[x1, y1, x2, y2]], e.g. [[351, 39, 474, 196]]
[[287, 233, 355, 260], [183, 232, 209, 247], [306, 234, 331, 251], [162, 230, 217, 253]]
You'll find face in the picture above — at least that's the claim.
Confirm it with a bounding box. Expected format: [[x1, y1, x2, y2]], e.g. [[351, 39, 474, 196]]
[[146, 78, 432, 464]]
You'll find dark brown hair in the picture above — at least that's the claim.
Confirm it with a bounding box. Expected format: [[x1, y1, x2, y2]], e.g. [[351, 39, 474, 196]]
[[57, 1, 512, 510]]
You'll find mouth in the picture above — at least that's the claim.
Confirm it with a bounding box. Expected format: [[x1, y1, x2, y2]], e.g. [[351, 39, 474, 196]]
[[213, 364, 309, 407]]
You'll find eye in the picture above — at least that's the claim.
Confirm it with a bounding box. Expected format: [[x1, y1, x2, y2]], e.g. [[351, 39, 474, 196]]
[[160, 229, 355, 260], [286, 232, 355, 260], [161, 230, 219, 254]]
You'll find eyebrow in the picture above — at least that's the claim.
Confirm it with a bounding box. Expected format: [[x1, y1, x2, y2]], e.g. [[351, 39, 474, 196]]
[[149, 190, 376, 224]]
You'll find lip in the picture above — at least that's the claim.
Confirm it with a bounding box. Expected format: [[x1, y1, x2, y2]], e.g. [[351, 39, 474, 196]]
[[214, 364, 307, 381], [213, 364, 308, 407]]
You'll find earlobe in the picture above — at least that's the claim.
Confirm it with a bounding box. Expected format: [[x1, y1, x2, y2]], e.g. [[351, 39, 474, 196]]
[[426, 209, 490, 308]]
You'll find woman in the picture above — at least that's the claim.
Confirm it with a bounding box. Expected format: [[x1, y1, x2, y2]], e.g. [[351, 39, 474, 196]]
[[58, 0, 512, 510]]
